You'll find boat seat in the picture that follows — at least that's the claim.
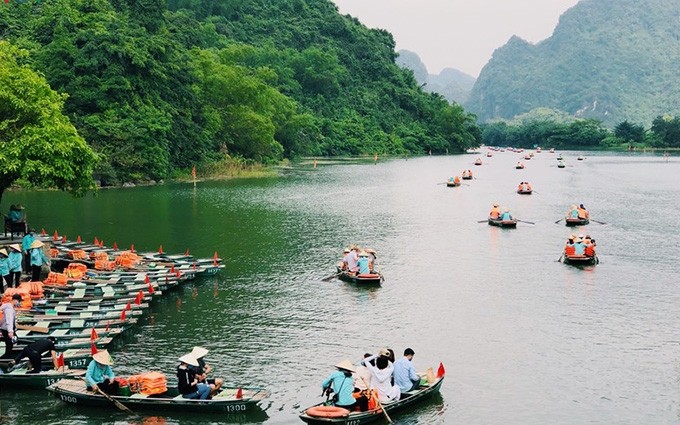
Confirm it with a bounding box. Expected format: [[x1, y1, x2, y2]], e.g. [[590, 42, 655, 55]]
[[70, 319, 85, 328], [130, 393, 149, 399], [51, 329, 70, 337], [35, 321, 51, 328], [72, 288, 86, 299]]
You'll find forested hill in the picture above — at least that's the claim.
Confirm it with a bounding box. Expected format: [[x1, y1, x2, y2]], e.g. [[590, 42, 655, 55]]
[[0, 0, 479, 185], [465, 0, 680, 127]]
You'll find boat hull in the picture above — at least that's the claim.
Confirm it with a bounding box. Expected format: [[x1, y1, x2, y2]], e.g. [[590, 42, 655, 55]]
[[446, 182, 460, 187], [488, 218, 517, 228], [563, 255, 598, 266], [516, 190, 532, 195], [336, 270, 383, 285], [565, 218, 589, 227], [0, 369, 86, 388]]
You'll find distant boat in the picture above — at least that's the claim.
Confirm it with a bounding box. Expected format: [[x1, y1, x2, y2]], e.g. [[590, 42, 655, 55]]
[[474, 158, 483, 166], [549, 148, 555, 153], [557, 155, 563, 160], [557, 160, 566, 168], [577, 156, 585, 160]]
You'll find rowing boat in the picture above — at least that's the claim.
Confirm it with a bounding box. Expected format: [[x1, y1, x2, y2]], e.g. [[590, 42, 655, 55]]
[[300, 365, 445, 424], [488, 217, 517, 228], [48, 378, 270, 413], [563, 254, 598, 266], [565, 217, 589, 226], [0, 348, 92, 371], [446, 181, 461, 187], [336, 269, 383, 285], [0, 368, 86, 388], [516, 188, 532, 195]]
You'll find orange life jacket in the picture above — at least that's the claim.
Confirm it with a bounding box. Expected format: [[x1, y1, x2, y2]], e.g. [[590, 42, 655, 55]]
[[584, 245, 595, 256], [490, 208, 500, 219], [565, 245, 576, 256]]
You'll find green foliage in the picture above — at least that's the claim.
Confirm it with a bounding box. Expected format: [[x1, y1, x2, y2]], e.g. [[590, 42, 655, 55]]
[[0, 40, 97, 203], [650, 115, 680, 148]]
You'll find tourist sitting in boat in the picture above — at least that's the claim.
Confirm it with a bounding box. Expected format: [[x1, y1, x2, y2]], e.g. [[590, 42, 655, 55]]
[[345, 246, 360, 273], [578, 204, 589, 219], [454, 175, 461, 185], [567, 205, 579, 219], [86, 350, 119, 395], [322, 359, 357, 411], [352, 353, 373, 412], [489, 203, 501, 219], [393, 348, 420, 395], [564, 235, 576, 256], [11, 336, 58, 374], [573, 236, 586, 255], [177, 353, 211, 400], [365, 249, 377, 270], [363, 349, 401, 403], [357, 252, 372, 274], [189, 346, 223, 396], [584, 237, 596, 257], [524, 182, 532, 191], [500, 208, 513, 221]]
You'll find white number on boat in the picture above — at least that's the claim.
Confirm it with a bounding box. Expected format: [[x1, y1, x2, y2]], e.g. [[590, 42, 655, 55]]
[[226, 404, 246, 412], [347, 421, 360, 425], [46, 378, 59, 386], [59, 395, 78, 404], [69, 359, 87, 367]]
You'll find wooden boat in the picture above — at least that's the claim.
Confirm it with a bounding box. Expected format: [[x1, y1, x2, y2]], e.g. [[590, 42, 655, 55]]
[[557, 161, 566, 168], [549, 148, 555, 153], [0, 367, 86, 388], [48, 379, 270, 413], [577, 156, 585, 160], [474, 159, 482, 166], [0, 348, 92, 371], [563, 254, 598, 266], [486, 152, 493, 157], [336, 269, 383, 285], [523, 155, 531, 160], [517, 188, 532, 195], [488, 217, 517, 228], [14, 336, 113, 351], [515, 164, 525, 169], [300, 366, 445, 424], [15, 326, 124, 343], [461, 175, 472, 180], [445, 181, 460, 187], [557, 155, 563, 160], [565, 217, 589, 226]]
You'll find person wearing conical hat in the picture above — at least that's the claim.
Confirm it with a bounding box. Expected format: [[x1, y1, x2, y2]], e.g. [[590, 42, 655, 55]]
[[189, 346, 223, 396], [177, 353, 211, 400], [28, 239, 48, 282], [322, 359, 358, 410], [567, 205, 579, 219], [500, 208, 513, 221], [21, 228, 35, 271], [489, 203, 501, 219], [7, 244, 22, 288], [8, 204, 25, 224], [85, 350, 119, 395], [357, 251, 371, 275], [0, 249, 9, 293]]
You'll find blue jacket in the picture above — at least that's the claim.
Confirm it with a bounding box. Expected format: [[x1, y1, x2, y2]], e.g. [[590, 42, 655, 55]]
[[357, 257, 370, 274], [501, 212, 512, 220], [8, 252, 22, 273], [85, 360, 115, 387], [0, 257, 9, 276], [30, 248, 48, 267], [322, 370, 355, 407], [22, 233, 35, 253]]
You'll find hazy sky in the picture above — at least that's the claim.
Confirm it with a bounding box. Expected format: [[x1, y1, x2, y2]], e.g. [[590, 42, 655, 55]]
[[332, 0, 582, 77]]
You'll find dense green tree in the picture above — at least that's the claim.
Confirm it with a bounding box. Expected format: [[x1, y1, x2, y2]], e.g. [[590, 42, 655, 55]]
[[614, 120, 646, 144], [650, 115, 680, 148], [0, 41, 97, 204]]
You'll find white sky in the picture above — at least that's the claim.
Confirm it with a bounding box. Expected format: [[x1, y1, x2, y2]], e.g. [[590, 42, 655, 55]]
[[332, 0, 582, 78]]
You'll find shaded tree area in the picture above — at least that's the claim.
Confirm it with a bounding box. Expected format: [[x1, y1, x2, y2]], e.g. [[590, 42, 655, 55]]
[[0, 0, 481, 185]]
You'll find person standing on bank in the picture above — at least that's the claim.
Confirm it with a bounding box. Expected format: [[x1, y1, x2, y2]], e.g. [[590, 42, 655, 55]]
[[21, 228, 35, 271], [0, 294, 22, 358], [393, 348, 420, 394], [12, 336, 59, 373], [85, 350, 119, 395], [8, 244, 22, 288], [28, 240, 48, 282], [0, 249, 9, 292]]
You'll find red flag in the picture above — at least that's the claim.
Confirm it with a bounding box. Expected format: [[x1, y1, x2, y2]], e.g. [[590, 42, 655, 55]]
[[165, 275, 169, 284], [170, 264, 175, 273], [213, 258, 218, 267], [158, 245, 163, 254], [61, 236, 67, 243], [99, 240, 104, 248], [90, 327, 98, 341], [57, 353, 65, 369], [235, 387, 243, 399], [213, 251, 218, 261], [76, 235, 82, 243], [113, 241, 118, 251], [41, 228, 47, 235], [184, 248, 190, 256], [134, 290, 143, 305], [120, 309, 126, 321], [193, 262, 197, 271], [125, 301, 131, 311], [175, 270, 181, 278], [144, 275, 150, 284], [105, 321, 110, 332], [90, 342, 98, 355], [130, 244, 135, 252], [148, 283, 155, 294], [53, 230, 59, 241], [94, 237, 99, 245], [436, 362, 446, 378], [192, 165, 197, 180]]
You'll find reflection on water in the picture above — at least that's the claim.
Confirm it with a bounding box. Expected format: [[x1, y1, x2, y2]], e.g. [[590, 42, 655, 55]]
[[2, 152, 680, 424]]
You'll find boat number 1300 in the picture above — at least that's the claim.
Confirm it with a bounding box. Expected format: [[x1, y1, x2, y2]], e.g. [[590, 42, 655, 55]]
[[226, 404, 247, 412], [59, 395, 78, 404]]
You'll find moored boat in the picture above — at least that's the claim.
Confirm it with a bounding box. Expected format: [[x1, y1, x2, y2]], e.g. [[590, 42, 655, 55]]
[[48, 378, 270, 413], [445, 181, 460, 187], [461, 175, 472, 180], [474, 159, 482, 166], [299, 365, 445, 424], [0, 367, 86, 388], [0, 348, 92, 371], [487, 217, 517, 228], [577, 155, 585, 160], [565, 217, 589, 226]]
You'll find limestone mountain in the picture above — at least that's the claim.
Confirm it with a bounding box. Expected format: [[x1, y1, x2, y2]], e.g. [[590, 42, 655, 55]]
[[465, 0, 680, 126]]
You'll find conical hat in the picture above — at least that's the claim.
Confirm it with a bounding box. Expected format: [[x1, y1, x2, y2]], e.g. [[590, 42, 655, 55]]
[[92, 350, 113, 366], [9, 244, 21, 251], [191, 346, 209, 359], [0, 249, 7, 256], [334, 359, 356, 373], [178, 354, 199, 366], [30, 240, 44, 249]]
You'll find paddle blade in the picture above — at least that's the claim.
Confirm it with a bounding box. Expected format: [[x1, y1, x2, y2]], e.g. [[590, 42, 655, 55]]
[[436, 362, 446, 378]]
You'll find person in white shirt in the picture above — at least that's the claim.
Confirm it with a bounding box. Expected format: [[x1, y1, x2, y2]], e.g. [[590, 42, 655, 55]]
[[363, 349, 400, 402]]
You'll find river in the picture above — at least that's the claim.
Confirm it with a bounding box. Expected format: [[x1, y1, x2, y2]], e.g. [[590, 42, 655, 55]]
[[1, 151, 679, 424]]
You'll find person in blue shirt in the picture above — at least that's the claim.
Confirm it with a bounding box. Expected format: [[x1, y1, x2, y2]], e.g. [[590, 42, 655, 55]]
[[574, 236, 586, 255], [85, 350, 119, 395], [21, 229, 35, 271], [393, 348, 421, 394], [8, 244, 22, 288], [357, 252, 371, 274], [500, 208, 513, 221], [0, 249, 10, 292], [28, 240, 49, 282], [322, 359, 356, 410], [8, 204, 25, 223]]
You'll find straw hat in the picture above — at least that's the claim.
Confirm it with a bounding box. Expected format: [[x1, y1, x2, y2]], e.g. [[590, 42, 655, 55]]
[[29, 240, 44, 249], [379, 348, 391, 358], [343, 248, 350, 253], [493, 203, 499, 207], [0, 249, 7, 257], [178, 354, 199, 367], [358, 251, 369, 257], [190, 346, 209, 359], [503, 208, 510, 212], [9, 244, 21, 252], [92, 350, 113, 366], [334, 359, 356, 373]]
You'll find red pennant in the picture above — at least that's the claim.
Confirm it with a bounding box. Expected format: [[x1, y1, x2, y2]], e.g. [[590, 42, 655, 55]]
[[105, 321, 110, 332], [53, 230, 59, 241], [158, 245, 163, 254], [213, 251, 218, 261], [191, 165, 197, 179], [77, 235, 82, 243], [57, 353, 65, 368], [94, 237, 99, 245], [144, 275, 150, 284], [235, 387, 243, 399], [134, 290, 143, 305], [175, 270, 181, 278], [41, 228, 47, 235], [113, 241, 118, 251], [193, 262, 197, 271], [90, 342, 98, 355], [99, 240, 104, 247], [170, 264, 175, 273], [120, 309, 126, 321], [90, 327, 98, 341], [213, 258, 218, 267], [125, 301, 131, 311], [165, 275, 169, 284], [436, 362, 446, 378], [148, 283, 155, 294], [130, 244, 135, 252], [184, 249, 190, 256], [61, 236, 66, 243]]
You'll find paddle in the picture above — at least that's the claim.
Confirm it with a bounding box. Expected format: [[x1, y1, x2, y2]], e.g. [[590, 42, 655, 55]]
[[557, 253, 564, 263], [554, 218, 564, 224], [321, 272, 341, 282], [477, 220, 489, 223], [590, 219, 607, 225], [516, 219, 535, 225], [359, 376, 393, 424], [82, 378, 135, 415], [16, 324, 50, 333]]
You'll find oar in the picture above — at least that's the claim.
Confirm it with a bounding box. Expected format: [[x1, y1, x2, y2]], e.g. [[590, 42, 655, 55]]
[[554, 218, 564, 224], [516, 219, 535, 225], [360, 377, 393, 424], [321, 272, 341, 282], [590, 219, 607, 225], [557, 253, 564, 263], [477, 219, 489, 223], [82, 378, 135, 415]]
